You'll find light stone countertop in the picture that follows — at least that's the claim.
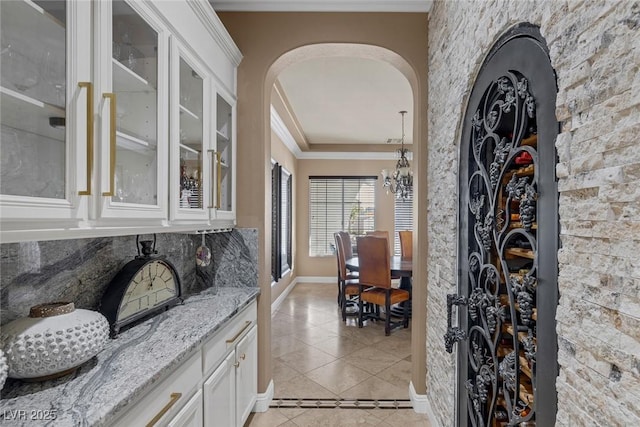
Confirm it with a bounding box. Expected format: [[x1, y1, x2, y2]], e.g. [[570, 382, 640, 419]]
[[0, 286, 260, 426]]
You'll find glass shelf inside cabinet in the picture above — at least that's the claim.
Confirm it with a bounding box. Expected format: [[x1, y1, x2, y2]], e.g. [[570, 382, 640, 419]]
[[112, 1, 158, 90], [113, 139, 157, 205], [0, 0, 67, 199], [1, 87, 65, 143], [112, 0, 158, 148], [1, 0, 66, 106]]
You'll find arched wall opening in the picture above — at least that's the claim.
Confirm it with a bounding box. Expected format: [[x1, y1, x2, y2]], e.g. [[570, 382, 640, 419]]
[[217, 11, 429, 408]]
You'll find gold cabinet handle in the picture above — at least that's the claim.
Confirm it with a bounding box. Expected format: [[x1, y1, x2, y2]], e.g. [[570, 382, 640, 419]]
[[207, 150, 216, 208], [233, 361, 240, 368], [145, 392, 182, 427], [102, 93, 116, 196], [240, 353, 246, 360], [78, 82, 93, 195], [225, 320, 252, 344]]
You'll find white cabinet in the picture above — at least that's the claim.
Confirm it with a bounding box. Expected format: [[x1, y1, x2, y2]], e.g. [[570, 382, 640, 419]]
[[202, 325, 258, 427], [203, 351, 235, 427], [0, 0, 241, 243], [202, 302, 257, 427], [202, 325, 256, 427], [94, 0, 169, 221], [0, 0, 168, 226], [169, 38, 211, 222], [168, 37, 237, 228], [235, 325, 258, 427], [168, 390, 204, 427], [0, 0, 91, 226], [210, 93, 236, 227], [113, 301, 257, 427]]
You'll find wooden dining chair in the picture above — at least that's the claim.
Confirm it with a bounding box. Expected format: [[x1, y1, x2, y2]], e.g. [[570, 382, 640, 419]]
[[356, 235, 410, 335], [365, 230, 400, 279], [398, 230, 413, 259], [337, 231, 357, 274], [366, 230, 389, 240], [334, 232, 361, 321]]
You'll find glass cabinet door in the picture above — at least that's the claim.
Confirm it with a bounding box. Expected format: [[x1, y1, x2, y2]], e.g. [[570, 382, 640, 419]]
[[111, 0, 158, 206], [214, 94, 234, 218], [1, 1, 67, 200], [170, 44, 209, 220]]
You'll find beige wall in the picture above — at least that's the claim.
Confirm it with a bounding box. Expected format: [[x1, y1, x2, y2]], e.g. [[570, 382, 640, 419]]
[[270, 130, 297, 304], [218, 11, 428, 396], [296, 159, 397, 277]]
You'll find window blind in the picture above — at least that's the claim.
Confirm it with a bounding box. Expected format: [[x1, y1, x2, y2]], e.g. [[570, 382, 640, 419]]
[[309, 176, 377, 256], [394, 188, 413, 255]]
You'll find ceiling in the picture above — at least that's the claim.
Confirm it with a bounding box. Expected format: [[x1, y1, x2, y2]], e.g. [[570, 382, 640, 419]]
[[210, 1, 431, 156], [277, 57, 413, 146]]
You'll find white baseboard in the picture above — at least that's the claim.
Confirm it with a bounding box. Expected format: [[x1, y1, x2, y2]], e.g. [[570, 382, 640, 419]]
[[272, 278, 299, 315], [296, 276, 336, 284], [410, 381, 438, 425], [253, 380, 274, 413]]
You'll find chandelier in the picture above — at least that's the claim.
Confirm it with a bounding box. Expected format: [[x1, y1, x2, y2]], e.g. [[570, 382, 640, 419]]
[[381, 110, 413, 200]]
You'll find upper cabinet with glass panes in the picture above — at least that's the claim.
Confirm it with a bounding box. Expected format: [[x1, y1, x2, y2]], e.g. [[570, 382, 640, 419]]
[[211, 92, 236, 225], [0, 0, 241, 243], [170, 40, 210, 221], [1, 1, 70, 201], [96, 0, 167, 220]]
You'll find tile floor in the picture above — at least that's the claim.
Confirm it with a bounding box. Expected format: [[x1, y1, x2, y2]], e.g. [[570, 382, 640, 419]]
[[245, 283, 432, 427]]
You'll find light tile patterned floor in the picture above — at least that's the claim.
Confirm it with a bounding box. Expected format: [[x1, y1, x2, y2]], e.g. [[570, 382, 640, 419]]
[[245, 283, 431, 427]]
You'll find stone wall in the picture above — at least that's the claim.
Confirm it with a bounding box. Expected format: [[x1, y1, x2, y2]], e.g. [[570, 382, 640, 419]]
[[427, 1, 639, 425]]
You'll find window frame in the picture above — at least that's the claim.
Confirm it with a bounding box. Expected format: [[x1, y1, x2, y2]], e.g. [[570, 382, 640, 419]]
[[308, 176, 378, 257], [271, 161, 292, 281]]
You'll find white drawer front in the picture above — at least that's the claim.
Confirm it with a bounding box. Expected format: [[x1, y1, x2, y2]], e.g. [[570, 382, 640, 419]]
[[202, 301, 257, 376], [113, 351, 202, 427]]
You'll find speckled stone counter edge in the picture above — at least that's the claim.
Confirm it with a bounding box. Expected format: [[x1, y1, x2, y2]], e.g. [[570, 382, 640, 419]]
[[0, 287, 260, 427]]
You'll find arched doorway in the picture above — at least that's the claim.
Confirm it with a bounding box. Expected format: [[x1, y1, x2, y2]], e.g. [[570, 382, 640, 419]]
[[216, 12, 428, 412], [452, 24, 559, 426], [266, 42, 427, 408]]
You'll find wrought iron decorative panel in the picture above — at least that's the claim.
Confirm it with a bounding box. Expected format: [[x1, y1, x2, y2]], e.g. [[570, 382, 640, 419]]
[[449, 24, 559, 427]]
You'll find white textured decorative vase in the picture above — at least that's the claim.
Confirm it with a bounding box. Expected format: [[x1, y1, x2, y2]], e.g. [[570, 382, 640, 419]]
[[0, 349, 7, 389], [1, 302, 109, 380]]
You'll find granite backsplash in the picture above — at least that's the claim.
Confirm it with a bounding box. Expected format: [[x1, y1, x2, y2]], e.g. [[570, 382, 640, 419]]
[[0, 229, 258, 325]]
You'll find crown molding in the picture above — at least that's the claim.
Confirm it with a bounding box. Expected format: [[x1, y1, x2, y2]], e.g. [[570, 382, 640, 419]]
[[210, 1, 432, 12], [271, 105, 303, 157], [189, 0, 243, 66], [270, 106, 398, 160]]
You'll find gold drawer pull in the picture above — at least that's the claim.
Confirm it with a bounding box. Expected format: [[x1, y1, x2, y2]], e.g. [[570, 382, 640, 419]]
[[146, 392, 182, 427], [233, 361, 240, 368], [240, 353, 246, 360], [225, 320, 252, 344]]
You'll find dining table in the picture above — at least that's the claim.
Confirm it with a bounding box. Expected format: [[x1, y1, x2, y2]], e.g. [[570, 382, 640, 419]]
[[345, 255, 413, 317]]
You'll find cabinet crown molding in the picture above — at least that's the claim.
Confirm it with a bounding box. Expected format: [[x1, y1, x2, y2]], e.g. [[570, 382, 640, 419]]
[[188, 0, 243, 67]]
